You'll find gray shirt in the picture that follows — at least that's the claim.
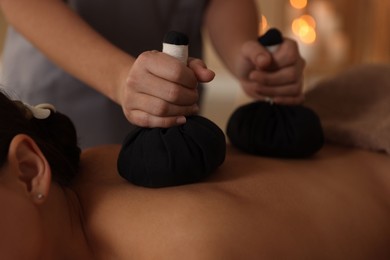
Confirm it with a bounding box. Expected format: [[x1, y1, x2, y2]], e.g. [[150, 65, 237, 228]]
[[1, 0, 208, 148]]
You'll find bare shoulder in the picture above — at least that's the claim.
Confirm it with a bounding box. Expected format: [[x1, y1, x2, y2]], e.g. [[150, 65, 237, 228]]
[[80, 144, 121, 168], [77, 144, 122, 183], [73, 144, 390, 259]]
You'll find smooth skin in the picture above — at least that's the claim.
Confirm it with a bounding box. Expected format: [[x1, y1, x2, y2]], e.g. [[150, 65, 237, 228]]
[[1, 134, 389, 259], [0, 135, 92, 259], [0, 0, 305, 128]]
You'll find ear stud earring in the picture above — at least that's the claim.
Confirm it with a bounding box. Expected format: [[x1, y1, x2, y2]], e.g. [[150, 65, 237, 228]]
[[36, 193, 45, 200]]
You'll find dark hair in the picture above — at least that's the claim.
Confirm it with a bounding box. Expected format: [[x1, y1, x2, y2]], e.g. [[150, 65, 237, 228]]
[[0, 91, 81, 186]]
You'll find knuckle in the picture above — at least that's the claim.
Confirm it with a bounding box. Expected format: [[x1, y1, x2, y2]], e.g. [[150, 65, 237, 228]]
[[286, 68, 299, 82], [285, 38, 299, 53], [124, 109, 152, 128], [167, 84, 181, 102], [136, 52, 149, 64], [152, 99, 170, 116], [136, 51, 157, 67], [290, 39, 299, 51], [125, 111, 142, 126], [135, 113, 151, 127], [169, 63, 184, 81], [282, 42, 299, 62], [138, 50, 154, 60], [284, 50, 297, 64], [126, 75, 138, 87]]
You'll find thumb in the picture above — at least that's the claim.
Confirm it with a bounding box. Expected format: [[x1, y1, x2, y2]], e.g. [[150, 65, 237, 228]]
[[188, 58, 216, 83], [241, 40, 273, 69]]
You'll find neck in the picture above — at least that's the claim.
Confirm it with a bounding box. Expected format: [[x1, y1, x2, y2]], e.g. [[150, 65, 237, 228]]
[[40, 184, 93, 259]]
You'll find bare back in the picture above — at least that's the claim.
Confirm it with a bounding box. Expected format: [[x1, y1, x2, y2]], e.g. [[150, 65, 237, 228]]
[[73, 144, 390, 259]]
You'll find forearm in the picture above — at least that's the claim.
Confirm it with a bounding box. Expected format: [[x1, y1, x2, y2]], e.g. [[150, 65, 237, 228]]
[[204, 0, 259, 77], [0, 0, 134, 104]]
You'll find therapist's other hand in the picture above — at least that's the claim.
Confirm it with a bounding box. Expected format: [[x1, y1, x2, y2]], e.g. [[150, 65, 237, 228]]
[[121, 51, 215, 128], [236, 38, 306, 105]]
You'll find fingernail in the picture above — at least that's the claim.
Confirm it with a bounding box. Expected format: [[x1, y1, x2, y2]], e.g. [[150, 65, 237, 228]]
[[176, 116, 187, 125]]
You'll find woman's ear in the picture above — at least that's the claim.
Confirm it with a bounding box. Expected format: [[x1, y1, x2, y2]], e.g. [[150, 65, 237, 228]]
[[7, 134, 51, 204]]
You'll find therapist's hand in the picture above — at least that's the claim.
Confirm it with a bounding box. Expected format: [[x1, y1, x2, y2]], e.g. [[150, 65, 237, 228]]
[[120, 51, 215, 128], [236, 38, 306, 105]]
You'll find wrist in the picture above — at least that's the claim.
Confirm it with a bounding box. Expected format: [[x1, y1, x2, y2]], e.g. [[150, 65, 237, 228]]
[[111, 56, 135, 106]]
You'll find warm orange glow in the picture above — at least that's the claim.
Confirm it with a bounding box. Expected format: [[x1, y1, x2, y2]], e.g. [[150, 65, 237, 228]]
[[300, 14, 316, 28], [292, 15, 316, 35], [292, 18, 307, 35], [292, 16, 317, 44], [259, 15, 269, 35], [290, 0, 308, 9], [300, 26, 316, 44]]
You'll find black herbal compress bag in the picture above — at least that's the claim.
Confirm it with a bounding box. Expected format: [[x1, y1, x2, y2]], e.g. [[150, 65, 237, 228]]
[[226, 29, 324, 158], [118, 31, 226, 188]]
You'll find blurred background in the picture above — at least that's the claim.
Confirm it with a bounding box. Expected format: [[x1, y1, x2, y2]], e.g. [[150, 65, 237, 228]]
[[1, 0, 389, 131], [202, 0, 390, 130]]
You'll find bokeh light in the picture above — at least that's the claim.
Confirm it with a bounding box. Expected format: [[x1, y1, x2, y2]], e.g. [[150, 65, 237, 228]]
[[290, 0, 308, 10], [292, 15, 317, 44], [259, 15, 269, 35], [300, 14, 316, 28]]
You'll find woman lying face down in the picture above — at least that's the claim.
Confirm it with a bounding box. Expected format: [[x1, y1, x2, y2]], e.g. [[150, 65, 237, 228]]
[[0, 91, 90, 259], [1, 91, 390, 259]]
